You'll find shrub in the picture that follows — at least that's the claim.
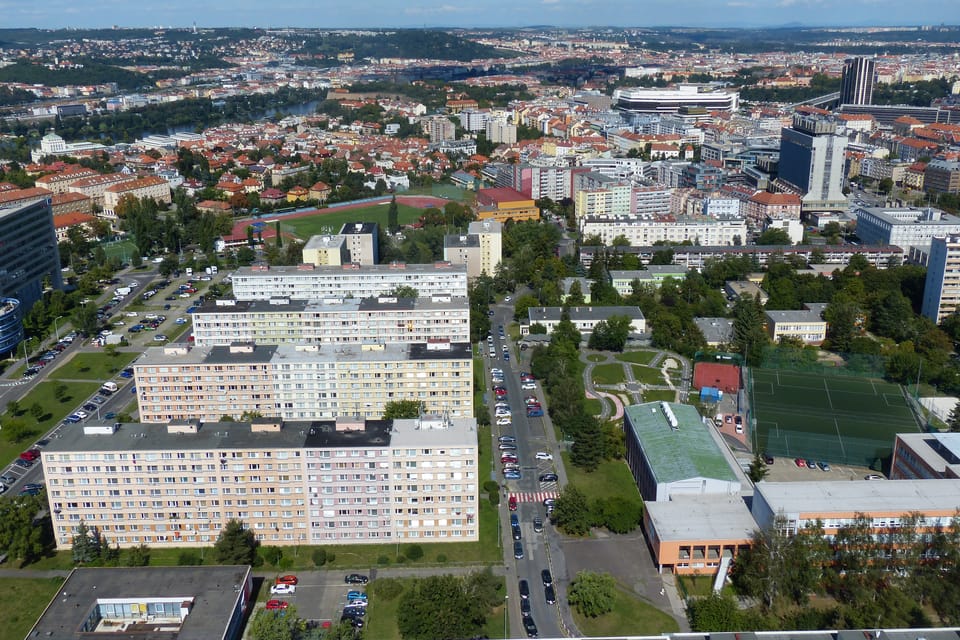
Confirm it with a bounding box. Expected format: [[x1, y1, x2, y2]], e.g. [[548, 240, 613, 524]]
[[177, 550, 202, 565], [483, 480, 500, 493], [371, 577, 404, 600], [312, 548, 327, 567], [436, 554, 448, 563], [488, 491, 500, 506], [377, 555, 391, 565], [405, 544, 424, 561]]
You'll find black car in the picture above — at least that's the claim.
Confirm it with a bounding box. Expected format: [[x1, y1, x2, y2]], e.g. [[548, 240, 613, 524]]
[[520, 597, 532, 617], [544, 585, 556, 604], [513, 541, 524, 559], [13, 459, 33, 469], [533, 517, 543, 533], [342, 606, 366, 618], [512, 524, 522, 541], [541, 569, 552, 587], [519, 579, 530, 599], [82, 403, 98, 412], [538, 473, 558, 483], [340, 615, 364, 628], [763, 452, 775, 465], [344, 574, 369, 584], [523, 617, 538, 638]]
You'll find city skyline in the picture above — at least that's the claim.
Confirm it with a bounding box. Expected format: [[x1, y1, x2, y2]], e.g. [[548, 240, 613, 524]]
[[0, 0, 957, 30]]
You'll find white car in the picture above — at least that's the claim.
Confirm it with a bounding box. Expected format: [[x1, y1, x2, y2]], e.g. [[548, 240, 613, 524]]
[[535, 452, 553, 461], [270, 583, 296, 595], [125, 311, 138, 317], [490, 368, 503, 375], [495, 411, 512, 418], [521, 382, 537, 390], [75, 410, 89, 420], [496, 417, 512, 426]]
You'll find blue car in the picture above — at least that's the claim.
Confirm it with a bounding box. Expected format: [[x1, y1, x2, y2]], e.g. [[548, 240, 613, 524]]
[[503, 470, 522, 480], [65, 414, 82, 424], [346, 591, 367, 601]]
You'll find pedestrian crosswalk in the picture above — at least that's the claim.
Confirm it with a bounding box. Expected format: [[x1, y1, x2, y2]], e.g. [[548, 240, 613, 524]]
[[509, 491, 559, 504]]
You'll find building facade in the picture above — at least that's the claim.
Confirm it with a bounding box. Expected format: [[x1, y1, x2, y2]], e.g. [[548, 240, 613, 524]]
[[840, 57, 876, 106], [134, 341, 474, 423], [42, 415, 479, 549], [921, 234, 960, 323], [301, 235, 348, 266], [230, 262, 469, 301], [190, 296, 470, 347], [443, 219, 503, 279], [525, 306, 646, 335], [613, 85, 740, 115], [855, 206, 960, 253], [338, 222, 379, 265], [890, 432, 960, 480], [579, 215, 747, 247], [778, 113, 848, 211]]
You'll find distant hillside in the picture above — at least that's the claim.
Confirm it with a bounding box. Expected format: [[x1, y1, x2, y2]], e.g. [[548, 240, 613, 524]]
[[0, 60, 153, 91], [302, 30, 518, 62]]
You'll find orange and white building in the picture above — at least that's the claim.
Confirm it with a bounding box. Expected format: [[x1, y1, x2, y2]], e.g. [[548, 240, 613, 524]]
[[103, 176, 172, 219]]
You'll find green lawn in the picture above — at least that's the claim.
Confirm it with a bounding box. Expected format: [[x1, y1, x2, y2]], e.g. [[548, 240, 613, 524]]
[[101, 240, 139, 262], [0, 577, 65, 637], [282, 203, 425, 240], [587, 354, 607, 363], [591, 363, 627, 385], [49, 352, 137, 381], [632, 365, 668, 385], [572, 583, 679, 636], [615, 350, 657, 365], [677, 575, 715, 597], [563, 455, 643, 512], [584, 397, 603, 416], [643, 390, 676, 402]]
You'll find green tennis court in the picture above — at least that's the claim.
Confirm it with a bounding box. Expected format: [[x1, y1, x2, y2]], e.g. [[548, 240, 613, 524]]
[[749, 368, 920, 467]]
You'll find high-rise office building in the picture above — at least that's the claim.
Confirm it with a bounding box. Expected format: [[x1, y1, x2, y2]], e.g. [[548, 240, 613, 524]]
[[777, 113, 848, 212], [0, 199, 62, 355], [840, 57, 876, 106]]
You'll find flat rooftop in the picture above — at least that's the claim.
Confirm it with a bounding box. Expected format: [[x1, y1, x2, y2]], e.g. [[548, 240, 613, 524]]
[[27, 566, 250, 640], [232, 262, 467, 277], [192, 295, 467, 315], [624, 402, 740, 485], [645, 495, 756, 542], [528, 305, 644, 322], [755, 479, 960, 515]]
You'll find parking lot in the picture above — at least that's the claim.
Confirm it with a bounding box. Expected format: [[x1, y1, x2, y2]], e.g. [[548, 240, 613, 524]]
[[260, 572, 371, 626], [763, 455, 878, 482]]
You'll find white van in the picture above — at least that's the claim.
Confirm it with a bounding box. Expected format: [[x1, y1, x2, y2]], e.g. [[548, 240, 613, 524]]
[[100, 381, 119, 394]]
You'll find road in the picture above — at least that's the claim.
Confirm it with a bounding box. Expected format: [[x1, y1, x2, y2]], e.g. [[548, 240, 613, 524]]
[[0, 265, 165, 495], [486, 302, 576, 639]]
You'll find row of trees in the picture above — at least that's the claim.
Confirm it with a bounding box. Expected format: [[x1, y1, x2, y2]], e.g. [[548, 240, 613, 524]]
[[689, 512, 960, 631], [550, 485, 642, 536]]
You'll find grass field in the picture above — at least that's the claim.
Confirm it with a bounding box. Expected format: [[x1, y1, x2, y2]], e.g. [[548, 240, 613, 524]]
[[632, 365, 668, 385], [49, 352, 137, 381], [0, 380, 100, 463], [586, 354, 607, 363], [643, 390, 676, 402], [571, 582, 679, 636], [563, 455, 643, 514], [615, 350, 657, 365], [280, 203, 426, 239], [750, 369, 920, 466], [0, 577, 65, 637], [584, 397, 603, 416], [591, 363, 627, 385], [101, 240, 138, 262]]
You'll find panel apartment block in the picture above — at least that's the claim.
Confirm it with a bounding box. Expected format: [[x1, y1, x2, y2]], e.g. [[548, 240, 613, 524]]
[[42, 416, 479, 549], [190, 295, 470, 347], [134, 341, 473, 422], [230, 262, 468, 301]]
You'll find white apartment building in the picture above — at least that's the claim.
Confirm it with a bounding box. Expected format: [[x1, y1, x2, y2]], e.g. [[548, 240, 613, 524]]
[[525, 306, 646, 335], [443, 219, 503, 279], [42, 414, 479, 549], [338, 222, 379, 265], [134, 341, 474, 423], [702, 197, 742, 218], [230, 262, 469, 301], [459, 109, 490, 132], [191, 296, 470, 347], [580, 215, 747, 247], [855, 206, 960, 253], [921, 234, 960, 323], [485, 119, 517, 144]]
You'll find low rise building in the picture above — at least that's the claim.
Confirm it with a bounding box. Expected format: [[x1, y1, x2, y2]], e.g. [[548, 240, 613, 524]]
[[43, 415, 479, 549], [103, 176, 172, 219], [134, 341, 473, 422], [475, 187, 540, 224], [764, 305, 828, 345], [890, 432, 960, 480], [694, 317, 735, 347], [524, 306, 645, 336], [609, 266, 689, 296], [68, 173, 138, 207], [301, 234, 348, 266], [724, 281, 769, 305], [191, 296, 470, 347], [855, 206, 960, 253]]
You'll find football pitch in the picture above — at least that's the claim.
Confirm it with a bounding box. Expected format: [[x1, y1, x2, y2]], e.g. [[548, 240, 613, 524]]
[[749, 369, 921, 466], [281, 203, 426, 239]]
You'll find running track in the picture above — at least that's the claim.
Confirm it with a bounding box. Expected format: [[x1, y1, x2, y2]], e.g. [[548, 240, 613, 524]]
[[229, 195, 450, 240]]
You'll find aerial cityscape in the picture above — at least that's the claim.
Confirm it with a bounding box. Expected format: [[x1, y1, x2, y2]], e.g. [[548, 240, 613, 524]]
[[0, 13, 959, 640]]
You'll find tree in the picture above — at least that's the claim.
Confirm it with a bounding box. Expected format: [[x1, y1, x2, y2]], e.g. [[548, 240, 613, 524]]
[[686, 592, 743, 631], [747, 452, 769, 483], [948, 401, 960, 432], [756, 228, 793, 245], [593, 496, 642, 534], [3, 416, 37, 443], [72, 302, 99, 337], [732, 296, 768, 365], [383, 400, 425, 420], [878, 177, 894, 194], [567, 571, 616, 618], [570, 415, 604, 471], [387, 195, 399, 233], [29, 402, 45, 421], [551, 485, 592, 535], [248, 607, 301, 640], [125, 543, 151, 567], [6, 399, 22, 417], [213, 519, 259, 565], [587, 315, 632, 351], [397, 574, 486, 640], [389, 284, 418, 298], [72, 521, 100, 564]]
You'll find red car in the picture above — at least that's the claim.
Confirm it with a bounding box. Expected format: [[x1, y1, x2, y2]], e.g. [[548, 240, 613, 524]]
[[509, 495, 518, 511], [265, 600, 289, 610], [19, 449, 41, 462], [794, 458, 806, 468], [275, 575, 298, 586]]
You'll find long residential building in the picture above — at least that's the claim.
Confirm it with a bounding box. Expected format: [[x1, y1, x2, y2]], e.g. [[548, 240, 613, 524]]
[[134, 341, 474, 423], [191, 296, 470, 347], [855, 206, 960, 253], [230, 262, 469, 301], [42, 415, 480, 549], [613, 85, 740, 115], [578, 243, 905, 270], [580, 215, 747, 247]]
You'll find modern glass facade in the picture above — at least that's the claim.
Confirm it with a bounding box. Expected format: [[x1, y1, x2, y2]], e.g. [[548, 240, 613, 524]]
[[0, 298, 23, 356]]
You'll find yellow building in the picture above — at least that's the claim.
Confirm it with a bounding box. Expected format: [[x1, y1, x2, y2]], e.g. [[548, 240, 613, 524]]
[[475, 187, 539, 223]]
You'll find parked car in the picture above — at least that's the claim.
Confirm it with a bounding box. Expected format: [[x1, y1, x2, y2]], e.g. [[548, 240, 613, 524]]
[[534, 452, 553, 460], [1, 474, 17, 485], [275, 575, 298, 586], [533, 517, 544, 533], [520, 597, 532, 617], [19, 449, 41, 462], [344, 574, 369, 585], [265, 599, 289, 610], [521, 382, 537, 390], [544, 585, 556, 605], [513, 541, 524, 559], [864, 474, 884, 480], [519, 579, 530, 599], [508, 495, 518, 511], [817, 461, 831, 472], [504, 470, 522, 480], [794, 458, 806, 467], [805, 459, 817, 469], [538, 473, 558, 483], [498, 436, 516, 443], [346, 591, 367, 601], [762, 453, 775, 465], [496, 417, 512, 426], [523, 617, 538, 638], [541, 569, 553, 587], [270, 583, 296, 595], [13, 458, 32, 469]]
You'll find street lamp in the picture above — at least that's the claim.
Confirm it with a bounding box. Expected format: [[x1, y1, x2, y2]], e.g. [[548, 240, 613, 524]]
[[53, 315, 64, 342], [503, 595, 509, 639]]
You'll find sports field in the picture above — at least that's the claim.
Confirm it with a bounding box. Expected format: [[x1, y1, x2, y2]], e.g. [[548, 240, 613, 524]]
[[281, 203, 425, 239], [749, 369, 920, 467]]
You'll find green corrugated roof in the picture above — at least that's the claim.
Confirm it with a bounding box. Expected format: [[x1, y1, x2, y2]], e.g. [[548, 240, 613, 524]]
[[624, 402, 739, 484]]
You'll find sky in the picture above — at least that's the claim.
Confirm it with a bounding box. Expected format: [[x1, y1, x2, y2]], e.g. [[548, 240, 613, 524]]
[[0, 0, 957, 30]]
